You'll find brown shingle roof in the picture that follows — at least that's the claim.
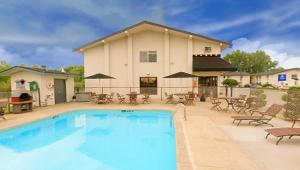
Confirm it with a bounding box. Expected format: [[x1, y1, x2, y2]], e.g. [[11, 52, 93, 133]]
[[193, 54, 236, 71]]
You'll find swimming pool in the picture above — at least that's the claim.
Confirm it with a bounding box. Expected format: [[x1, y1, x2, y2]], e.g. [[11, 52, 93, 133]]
[[0, 110, 177, 170]]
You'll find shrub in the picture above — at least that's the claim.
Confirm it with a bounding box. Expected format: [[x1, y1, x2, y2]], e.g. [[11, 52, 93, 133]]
[[222, 79, 239, 87], [283, 87, 300, 119], [250, 88, 267, 108]]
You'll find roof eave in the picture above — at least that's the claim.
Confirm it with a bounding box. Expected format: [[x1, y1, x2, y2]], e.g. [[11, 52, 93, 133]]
[[74, 20, 231, 52]]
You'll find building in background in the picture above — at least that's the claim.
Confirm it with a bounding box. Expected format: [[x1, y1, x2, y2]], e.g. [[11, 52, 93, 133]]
[[75, 21, 236, 96], [0, 66, 75, 106], [220, 72, 251, 87], [251, 68, 300, 88]]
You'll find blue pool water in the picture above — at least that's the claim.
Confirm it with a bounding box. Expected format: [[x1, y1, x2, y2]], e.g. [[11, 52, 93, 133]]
[[0, 110, 176, 170]]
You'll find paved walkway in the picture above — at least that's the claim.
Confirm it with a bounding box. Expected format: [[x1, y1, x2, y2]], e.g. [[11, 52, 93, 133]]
[[0, 100, 299, 170]]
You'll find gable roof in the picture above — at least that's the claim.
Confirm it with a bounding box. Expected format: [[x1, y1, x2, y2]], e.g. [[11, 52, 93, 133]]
[[251, 68, 300, 76], [193, 54, 236, 72], [0, 66, 77, 77], [74, 20, 231, 52]]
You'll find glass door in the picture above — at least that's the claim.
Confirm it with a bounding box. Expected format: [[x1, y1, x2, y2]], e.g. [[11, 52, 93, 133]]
[[140, 77, 157, 94]]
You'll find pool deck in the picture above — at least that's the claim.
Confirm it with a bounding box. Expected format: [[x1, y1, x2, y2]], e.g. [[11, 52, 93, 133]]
[[0, 100, 299, 170]]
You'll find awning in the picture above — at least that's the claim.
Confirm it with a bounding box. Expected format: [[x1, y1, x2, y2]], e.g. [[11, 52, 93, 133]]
[[193, 54, 236, 72]]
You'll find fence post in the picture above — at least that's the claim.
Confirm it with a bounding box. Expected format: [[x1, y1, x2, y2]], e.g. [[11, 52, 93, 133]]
[[161, 87, 163, 101]]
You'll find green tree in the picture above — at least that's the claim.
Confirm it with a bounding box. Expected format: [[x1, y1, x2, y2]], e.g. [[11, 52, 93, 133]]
[[32, 64, 39, 69], [0, 60, 12, 91], [222, 78, 239, 97], [224, 50, 279, 73], [64, 65, 84, 89]]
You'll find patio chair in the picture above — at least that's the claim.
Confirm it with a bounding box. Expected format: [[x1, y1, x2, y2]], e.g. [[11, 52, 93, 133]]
[[235, 97, 255, 113], [164, 92, 174, 104], [106, 92, 114, 103], [231, 104, 283, 126], [265, 119, 300, 145], [210, 98, 222, 111], [0, 101, 8, 120], [142, 94, 151, 104], [116, 93, 126, 104], [90, 93, 98, 103], [185, 93, 195, 105], [129, 94, 138, 105], [96, 94, 107, 104]]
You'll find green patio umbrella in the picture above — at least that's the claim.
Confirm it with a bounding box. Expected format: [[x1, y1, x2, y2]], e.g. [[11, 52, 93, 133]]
[[85, 73, 115, 94]]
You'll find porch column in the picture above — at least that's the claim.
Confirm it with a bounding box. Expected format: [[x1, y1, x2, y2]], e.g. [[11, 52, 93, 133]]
[[104, 43, 110, 87], [187, 35, 193, 73], [164, 29, 170, 88], [187, 35, 193, 87], [127, 34, 133, 87]]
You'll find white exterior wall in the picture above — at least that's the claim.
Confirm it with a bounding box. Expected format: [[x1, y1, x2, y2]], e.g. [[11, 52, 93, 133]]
[[252, 69, 300, 88], [40, 75, 74, 105], [10, 72, 74, 106], [83, 30, 223, 95]]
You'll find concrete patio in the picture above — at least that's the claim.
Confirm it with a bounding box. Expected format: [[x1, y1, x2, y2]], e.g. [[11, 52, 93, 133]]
[[0, 100, 299, 170]]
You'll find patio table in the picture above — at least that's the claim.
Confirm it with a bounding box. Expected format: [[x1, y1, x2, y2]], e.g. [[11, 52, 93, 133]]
[[126, 93, 140, 105], [96, 94, 107, 104], [218, 97, 241, 112]]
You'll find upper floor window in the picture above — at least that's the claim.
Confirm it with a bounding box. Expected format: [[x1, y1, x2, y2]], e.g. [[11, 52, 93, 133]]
[[140, 51, 157, 63], [204, 47, 212, 53], [291, 74, 298, 80]]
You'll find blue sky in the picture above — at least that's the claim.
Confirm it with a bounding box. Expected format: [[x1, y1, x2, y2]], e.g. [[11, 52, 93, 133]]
[[0, 0, 300, 68]]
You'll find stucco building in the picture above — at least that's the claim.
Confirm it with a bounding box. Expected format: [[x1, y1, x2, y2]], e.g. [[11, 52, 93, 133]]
[[0, 66, 75, 106], [75, 21, 236, 96], [251, 68, 300, 88]]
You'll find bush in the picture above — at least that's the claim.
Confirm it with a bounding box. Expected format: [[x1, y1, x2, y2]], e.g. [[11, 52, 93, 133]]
[[283, 87, 300, 119], [262, 83, 274, 88], [250, 88, 267, 108], [222, 79, 239, 87]]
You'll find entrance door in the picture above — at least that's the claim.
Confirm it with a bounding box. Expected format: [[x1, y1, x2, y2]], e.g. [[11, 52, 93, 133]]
[[198, 76, 218, 97], [140, 77, 157, 94], [54, 79, 67, 104]]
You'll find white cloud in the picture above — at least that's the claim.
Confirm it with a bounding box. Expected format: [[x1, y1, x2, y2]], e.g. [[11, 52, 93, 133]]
[[0, 46, 82, 68], [223, 38, 300, 69], [0, 46, 26, 64], [185, 1, 300, 34]]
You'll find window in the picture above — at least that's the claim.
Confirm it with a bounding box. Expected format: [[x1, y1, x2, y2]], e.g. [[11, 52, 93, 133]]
[[291, 74, 298, 79], [140, 51, 157, 62], [204, 47, 212, 53]]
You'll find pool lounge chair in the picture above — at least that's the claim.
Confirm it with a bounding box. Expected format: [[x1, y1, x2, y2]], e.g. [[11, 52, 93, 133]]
[[265, 119, 300, 145], [231, 104, 283, 126]]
